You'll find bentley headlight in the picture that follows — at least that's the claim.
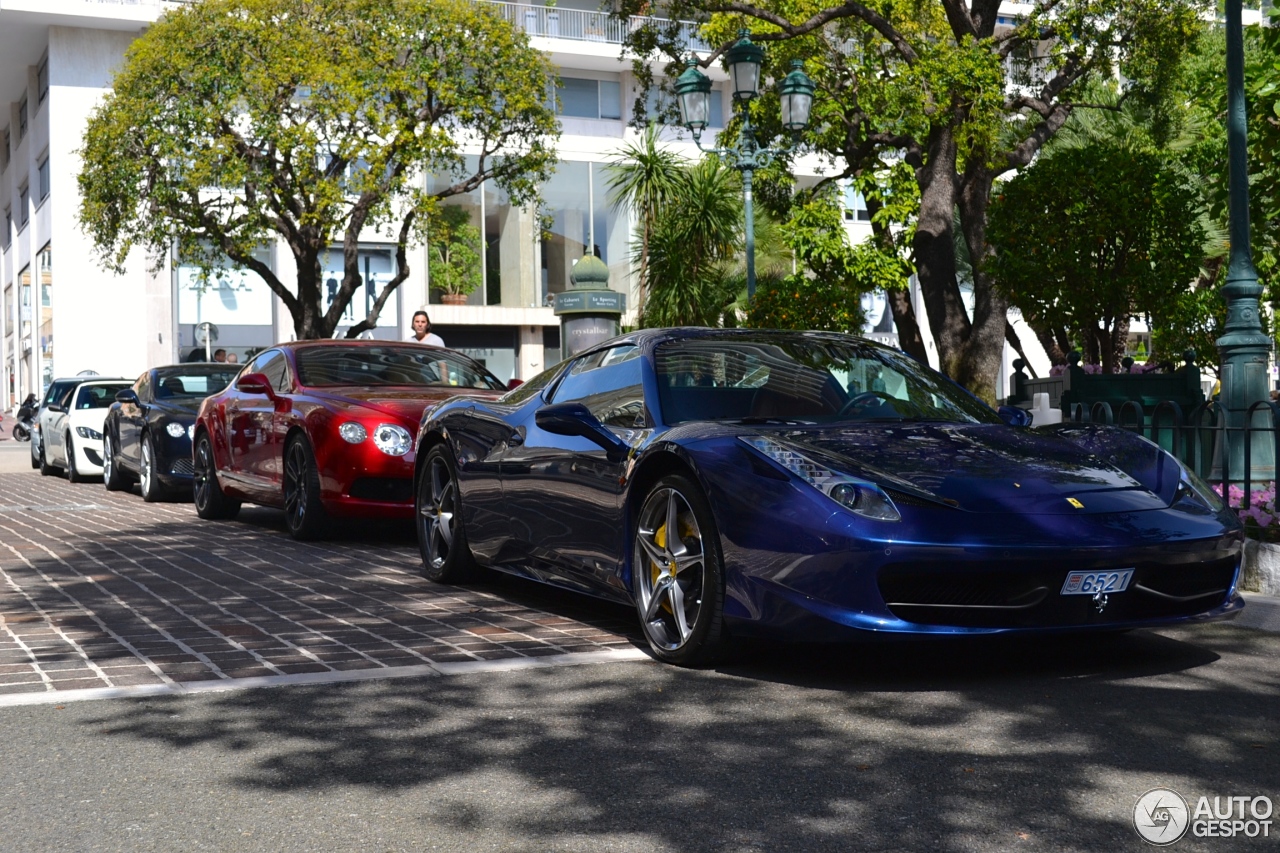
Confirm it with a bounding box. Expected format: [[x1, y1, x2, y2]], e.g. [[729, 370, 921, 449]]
[[741, 435, 900, 521], [166, 422, 186, 438], [76, 426, 103, 440], [338, 422, 368, 444], [372, 423, 412, 457]]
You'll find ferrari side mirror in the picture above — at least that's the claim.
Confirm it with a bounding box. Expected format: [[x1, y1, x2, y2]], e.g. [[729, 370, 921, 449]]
[[536, 402, 629, 460]]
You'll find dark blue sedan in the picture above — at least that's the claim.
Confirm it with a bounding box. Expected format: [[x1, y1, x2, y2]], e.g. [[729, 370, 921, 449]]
[[413, 328, 1243, 665]]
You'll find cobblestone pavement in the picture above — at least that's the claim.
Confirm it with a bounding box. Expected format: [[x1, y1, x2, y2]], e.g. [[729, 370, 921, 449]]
[[0, 470, 643, 703]]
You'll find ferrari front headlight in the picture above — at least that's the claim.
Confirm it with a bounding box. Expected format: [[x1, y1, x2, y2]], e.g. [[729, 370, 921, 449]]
[[741, 435, 900, 521], [372, 423, 412, 457], [1176, 461, 1226, 512]]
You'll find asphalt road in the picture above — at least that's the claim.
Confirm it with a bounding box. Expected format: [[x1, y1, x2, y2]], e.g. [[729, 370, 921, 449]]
[[0, 446, 1278, 851]]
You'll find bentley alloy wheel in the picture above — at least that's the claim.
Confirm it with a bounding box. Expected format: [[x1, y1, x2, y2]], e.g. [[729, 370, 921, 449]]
[[632, 474, 728, 665], [283, 436, 328, 541], [140, 433, 164, 502], [103, 433, 127, 492]]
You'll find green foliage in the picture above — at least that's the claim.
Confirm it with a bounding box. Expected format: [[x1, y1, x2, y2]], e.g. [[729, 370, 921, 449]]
[[986, 144, 1207, 371], [641, 158, 744, 327], [427, 206, 482, 296], [78, 0, 558, 339], [747, 191, 905, 333]]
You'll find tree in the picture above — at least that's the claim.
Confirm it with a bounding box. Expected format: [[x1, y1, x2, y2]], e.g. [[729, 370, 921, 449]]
[[986, 144, 1207, 374], [604, 125, 687, 318], [427, 205, 483, 298], [621, 0, 1204, 403], [78, 0, 559, 340], [641, 158, 744, 327]]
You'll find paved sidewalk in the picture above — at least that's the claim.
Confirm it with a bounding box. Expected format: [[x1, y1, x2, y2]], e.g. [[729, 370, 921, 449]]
[[0, 471, 641, 704]]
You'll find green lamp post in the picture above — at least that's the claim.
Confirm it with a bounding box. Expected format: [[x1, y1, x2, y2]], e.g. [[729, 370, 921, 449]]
[[1217, 0, 1274, 481], [673, 32, 815, 301]]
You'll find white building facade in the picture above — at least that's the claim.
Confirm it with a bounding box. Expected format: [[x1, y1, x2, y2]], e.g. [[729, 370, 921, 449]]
[[0, 0, 880, 409]]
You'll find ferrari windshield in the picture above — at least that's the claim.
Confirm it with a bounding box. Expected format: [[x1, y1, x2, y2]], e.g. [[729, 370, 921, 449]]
[[296, 346, 506, 390], [655, 336, 1002, 425]]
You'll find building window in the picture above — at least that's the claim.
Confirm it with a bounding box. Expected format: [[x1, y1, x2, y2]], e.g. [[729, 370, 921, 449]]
[[2, 209, 10, 248], [37, 55, 49, 104], [18, 95, 27, 141], [1, 127, 8, 171], [556, 77, 622, 120], [38, 156, 50, 201], [18, 186, 29, 227], [844, 185, 872, 222]]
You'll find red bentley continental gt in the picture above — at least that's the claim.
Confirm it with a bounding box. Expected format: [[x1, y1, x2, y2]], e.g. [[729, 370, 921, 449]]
[[193, 340, 509, 539]]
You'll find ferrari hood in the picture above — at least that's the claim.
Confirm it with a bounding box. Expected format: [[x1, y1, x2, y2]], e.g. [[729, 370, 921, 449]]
[[309, 387, 503, 424], [779, 422, 1179, 515]]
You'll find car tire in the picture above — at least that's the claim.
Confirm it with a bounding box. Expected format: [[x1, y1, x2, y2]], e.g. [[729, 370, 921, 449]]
[[416, 445, 478, 583], [631, 473, 731, 666], [193, 433, 240, 520], [103, 433, 128, 492], [139, 432, 165, 502], [66, 434, 86, 483], [282, 434, 328, 541], [38, 443, 56, 477], [29, 445, 39, 469]]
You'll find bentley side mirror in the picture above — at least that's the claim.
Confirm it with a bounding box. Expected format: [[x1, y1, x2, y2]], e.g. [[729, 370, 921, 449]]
[[535, 402, 629, 461], [115, 389, 140, 406], [235, 372, 274, 397], [997, 405, 1034, 427]]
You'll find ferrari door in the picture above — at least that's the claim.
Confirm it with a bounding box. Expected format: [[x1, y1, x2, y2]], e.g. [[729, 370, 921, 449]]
[[501, 345, 645, 598]]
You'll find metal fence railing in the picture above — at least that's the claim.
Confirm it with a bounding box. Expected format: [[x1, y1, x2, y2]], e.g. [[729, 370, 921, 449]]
[[1066, 399, 1280, 510]]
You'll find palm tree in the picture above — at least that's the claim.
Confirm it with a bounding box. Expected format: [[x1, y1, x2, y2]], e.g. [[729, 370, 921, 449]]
[[604, 125, 685, 316]]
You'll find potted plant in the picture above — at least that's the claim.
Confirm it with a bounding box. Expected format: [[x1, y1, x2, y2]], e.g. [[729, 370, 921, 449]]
[[428, 205, 482, 305]]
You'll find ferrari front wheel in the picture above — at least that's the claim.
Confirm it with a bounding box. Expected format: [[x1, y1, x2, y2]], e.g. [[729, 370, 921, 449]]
[[632, 474, 729, 666], [193, 433, 240, 520], [416, 446, 477, 583]]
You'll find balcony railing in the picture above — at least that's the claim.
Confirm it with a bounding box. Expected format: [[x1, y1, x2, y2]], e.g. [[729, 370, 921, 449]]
[[476, 1, 709, 51]]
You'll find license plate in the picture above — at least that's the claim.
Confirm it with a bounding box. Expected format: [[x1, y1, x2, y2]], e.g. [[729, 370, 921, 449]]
[[1061, 570, 1134, 596]]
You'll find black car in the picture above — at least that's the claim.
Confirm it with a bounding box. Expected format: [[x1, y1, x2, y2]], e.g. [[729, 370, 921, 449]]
[[103, 363, 241, 500]]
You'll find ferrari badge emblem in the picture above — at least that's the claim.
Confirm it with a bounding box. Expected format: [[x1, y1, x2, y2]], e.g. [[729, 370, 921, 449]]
[[1066, 497, 1084, 509]]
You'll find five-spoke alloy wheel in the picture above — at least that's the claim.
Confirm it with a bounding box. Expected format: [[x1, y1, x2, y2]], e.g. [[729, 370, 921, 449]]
[[283, 435, 328, 541], [103, 433, 128, 492], [139, 433, 164, 502], [632, 474, 728, 665], [416, 445, 477, 583], [193, 433, 240, 520]]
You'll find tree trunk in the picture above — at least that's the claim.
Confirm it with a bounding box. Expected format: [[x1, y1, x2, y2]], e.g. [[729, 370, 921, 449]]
[[953, 162, 1008, 404], [913, 126, 972, 383], [887, 287, 928, 363]]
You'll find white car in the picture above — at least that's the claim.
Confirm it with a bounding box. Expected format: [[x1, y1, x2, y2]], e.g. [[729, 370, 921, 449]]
[[41, 379, 134, 482]]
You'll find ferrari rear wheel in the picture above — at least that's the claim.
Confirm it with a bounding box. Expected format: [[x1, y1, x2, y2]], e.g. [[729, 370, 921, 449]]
[[283, 435, 328, 541], [193, 433, 240, 520], [66, 434, 86, 483], [139, 433, 165, 502], [632, 474, 729, 666], [103, 433, 128, 492], [417, 446, 477, 583]]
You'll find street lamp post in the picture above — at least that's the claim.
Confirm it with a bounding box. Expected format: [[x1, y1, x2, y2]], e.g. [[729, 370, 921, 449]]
[[674, 31, 814, 301], [1217, 0, 1274, 481]]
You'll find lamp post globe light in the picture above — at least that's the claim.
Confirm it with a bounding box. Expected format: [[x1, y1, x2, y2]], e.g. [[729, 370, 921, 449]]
[[674, 30, 814, 301]]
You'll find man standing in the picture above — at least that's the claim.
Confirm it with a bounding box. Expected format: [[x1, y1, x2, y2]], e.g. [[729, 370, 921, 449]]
[[407, 310, 445, 347]]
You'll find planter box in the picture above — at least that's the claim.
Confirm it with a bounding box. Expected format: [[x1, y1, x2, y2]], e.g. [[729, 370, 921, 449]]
[[1242, 538, 1280, 596]]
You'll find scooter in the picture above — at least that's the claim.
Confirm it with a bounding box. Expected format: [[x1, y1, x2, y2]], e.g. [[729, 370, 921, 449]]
[[10, 394, 37, 442]]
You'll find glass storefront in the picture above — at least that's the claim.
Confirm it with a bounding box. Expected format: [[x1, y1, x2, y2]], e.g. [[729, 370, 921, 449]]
[[321, 244, 400, 340], [176, 248, 275, 363]]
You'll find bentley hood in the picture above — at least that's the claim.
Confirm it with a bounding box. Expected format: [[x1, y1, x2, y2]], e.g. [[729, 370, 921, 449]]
[[778, 422, 1183, 515], [311, 387, 503, 424]]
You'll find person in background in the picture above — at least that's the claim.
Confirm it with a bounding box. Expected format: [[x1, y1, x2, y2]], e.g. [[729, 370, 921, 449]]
[[407, 310, 445, 347], [213, 348, 228, 363], [227, 353, 239, 364]]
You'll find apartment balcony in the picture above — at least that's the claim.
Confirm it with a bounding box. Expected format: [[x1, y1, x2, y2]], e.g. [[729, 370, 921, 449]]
[[475, 1, 709, 51]]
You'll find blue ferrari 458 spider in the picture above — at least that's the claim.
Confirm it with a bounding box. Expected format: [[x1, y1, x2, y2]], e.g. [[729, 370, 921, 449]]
[[413, 328, 1243, 665]]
